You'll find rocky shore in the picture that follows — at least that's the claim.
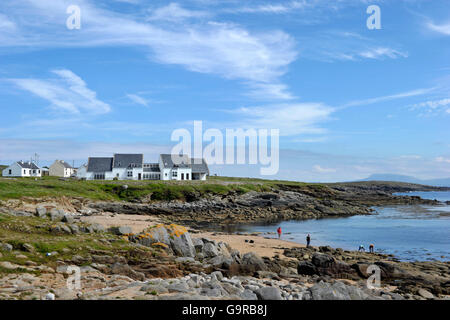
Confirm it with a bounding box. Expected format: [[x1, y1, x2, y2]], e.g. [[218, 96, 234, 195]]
[[0, 206, 448, 300], [5, 181, 440, 228]]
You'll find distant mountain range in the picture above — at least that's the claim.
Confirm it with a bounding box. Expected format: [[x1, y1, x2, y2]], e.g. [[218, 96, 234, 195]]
[[360, 174, 450, 187]]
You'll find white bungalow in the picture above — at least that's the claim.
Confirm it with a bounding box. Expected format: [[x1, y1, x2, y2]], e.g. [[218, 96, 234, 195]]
[[2, 161, 42, 177]]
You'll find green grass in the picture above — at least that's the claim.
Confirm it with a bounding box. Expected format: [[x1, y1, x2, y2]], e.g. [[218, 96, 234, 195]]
[[0, 176, 320, 202], [0, 213, 149, 275]]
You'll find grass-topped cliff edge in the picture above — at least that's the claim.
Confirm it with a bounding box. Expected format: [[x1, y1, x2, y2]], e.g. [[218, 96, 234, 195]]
[[0, 175, 447, 204]]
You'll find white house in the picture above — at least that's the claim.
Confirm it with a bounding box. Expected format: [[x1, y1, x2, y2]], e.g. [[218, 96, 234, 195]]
[[159, 154, 209, 181], [76, 153, 209, 181], [49, 160, 76, 177], [2, 161, 42, 177]]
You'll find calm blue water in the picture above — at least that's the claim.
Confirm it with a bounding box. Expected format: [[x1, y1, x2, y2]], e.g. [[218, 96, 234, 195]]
[[230, 191, 450, 262]]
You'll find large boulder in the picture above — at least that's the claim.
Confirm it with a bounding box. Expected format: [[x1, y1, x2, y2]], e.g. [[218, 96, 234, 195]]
[[297, 253, 357, 279], [108, 226, 133, 235], [309, 281, 374, 300], [255, 287, 283, 300], [49, 208, 65, 221], [203, 242, 219, 258], [240, 252, 267, 272], [35, 206, 47, 218], [130, 224, 196, 258]]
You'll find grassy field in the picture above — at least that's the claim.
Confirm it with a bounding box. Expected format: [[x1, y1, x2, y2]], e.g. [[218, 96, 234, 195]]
[[0, 176, 301, 202]]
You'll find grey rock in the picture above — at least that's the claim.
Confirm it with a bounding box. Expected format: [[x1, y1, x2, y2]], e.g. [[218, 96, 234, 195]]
[[241, 252, 267, 271], [192, 238, 204, 252], [0, 243, 13, 252], [211, 271, 224, 281], [418, 288, 434, 299], [175, 257, 195, 264], [62, 214, 75, 224], [255, 287, 283, 300], [309, 281, 372, 300], [108, 226, 132, 235], [49, 208, 65, 221], [240, 289, 258, 300], [171, 232, 196, 258], [203, 242, 219, 258], [35, 206, 47, 217], [167, 281, 190, 293], [140, 284, 169, 294]]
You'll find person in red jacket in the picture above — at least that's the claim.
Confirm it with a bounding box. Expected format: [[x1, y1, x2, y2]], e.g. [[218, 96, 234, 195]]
[[277, 227, 282, 239]]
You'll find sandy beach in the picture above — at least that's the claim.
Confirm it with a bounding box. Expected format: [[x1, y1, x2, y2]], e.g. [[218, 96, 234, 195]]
[[81, 213, 304, 258]]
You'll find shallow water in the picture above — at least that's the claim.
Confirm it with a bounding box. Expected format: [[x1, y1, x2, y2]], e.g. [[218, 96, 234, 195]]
[[220, 191, 450, 262]]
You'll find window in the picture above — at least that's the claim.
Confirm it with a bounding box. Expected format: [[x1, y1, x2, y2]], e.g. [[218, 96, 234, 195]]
[[186, 173, 189, 180], [172, 171, 177, 177], [127, 171, 133, 177], [181, 173, 184, 180], [94, 173, 105, 180], [38, 170, 40, 174], [23, 169, 26, 174], [33, 170, 36, 174], [8, 169, 11, 175]]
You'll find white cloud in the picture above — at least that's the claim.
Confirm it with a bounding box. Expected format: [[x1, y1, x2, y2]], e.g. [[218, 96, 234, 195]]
[[358, 47, 408, 60], [313, 165, 336, 173], [229, 1, 309, 14], [436, 157, 450, 164], [427, 22, 450, 35], [227, 102, 333, 136], [343, 88, 435, 108], [126, 93, 149, 107], [9, 69, 111, 115], [148, 3, 209, 22], [410, 98, 450, 115], [245, 82, 296, 100], [0, 0, 297, 101]]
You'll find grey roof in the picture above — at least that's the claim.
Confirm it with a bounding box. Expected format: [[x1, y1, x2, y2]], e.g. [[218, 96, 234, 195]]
[[191, 158, 209, 174], [160, 154, 209, 174], [87, 157, 113, 172], [16, 161, 40, 169], [55, 160, 73, 169], [113, 154, 143, 169], [160, 154, 190, 168]]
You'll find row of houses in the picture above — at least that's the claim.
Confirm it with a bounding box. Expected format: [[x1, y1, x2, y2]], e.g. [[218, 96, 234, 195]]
[[2, 154, 209, 181], [1, 160, 75, 178], [77, 154, 209, 180]]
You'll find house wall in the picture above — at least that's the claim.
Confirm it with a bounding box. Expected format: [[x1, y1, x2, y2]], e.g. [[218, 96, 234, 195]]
[[49, 162, 75, 177], [2, 163, 22, 177]]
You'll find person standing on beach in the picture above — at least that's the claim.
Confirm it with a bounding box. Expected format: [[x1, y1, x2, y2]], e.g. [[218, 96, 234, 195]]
[[359, 244, 365, 252], [306, 234, 311, 247], [277, 227, 282, 239], [369, 244, 374, 253]]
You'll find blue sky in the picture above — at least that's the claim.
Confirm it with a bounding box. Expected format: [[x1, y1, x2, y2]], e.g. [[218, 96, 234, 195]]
[[0, 0, 449, 182]]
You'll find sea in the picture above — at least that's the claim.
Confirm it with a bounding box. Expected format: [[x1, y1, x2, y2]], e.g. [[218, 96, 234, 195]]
[[223, 191, 450, 262]]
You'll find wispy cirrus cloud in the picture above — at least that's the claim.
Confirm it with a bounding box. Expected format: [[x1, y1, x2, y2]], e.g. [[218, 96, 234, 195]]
[[342, 87, 435, 108], [0, 0, 297, 101], [9, 69, 111, 115], [126, 93, 149, 107]]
